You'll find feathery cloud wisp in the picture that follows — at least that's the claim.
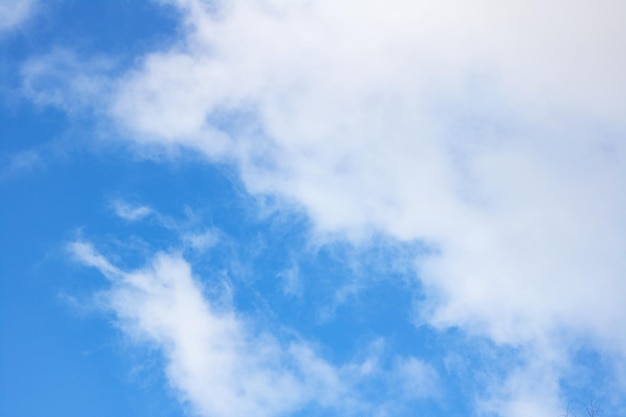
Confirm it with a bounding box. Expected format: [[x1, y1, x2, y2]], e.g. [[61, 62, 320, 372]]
[[70, 241, 352, 417]]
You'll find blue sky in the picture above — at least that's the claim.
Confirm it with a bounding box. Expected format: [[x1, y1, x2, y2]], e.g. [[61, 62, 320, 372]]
[[1, 1, 626, 417]]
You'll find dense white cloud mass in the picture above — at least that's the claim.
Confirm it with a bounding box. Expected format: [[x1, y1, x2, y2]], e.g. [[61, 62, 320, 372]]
[[107, 0, 626, 349], [27, 1, 626, 415], [70, 241, 351, 417]]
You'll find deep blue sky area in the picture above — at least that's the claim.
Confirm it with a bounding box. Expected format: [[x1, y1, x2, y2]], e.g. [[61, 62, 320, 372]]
[[0, 4, 200, 411]]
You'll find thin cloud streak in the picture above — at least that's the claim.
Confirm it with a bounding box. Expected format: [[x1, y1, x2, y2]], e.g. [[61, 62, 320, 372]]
[[111, 200, 154, 222]]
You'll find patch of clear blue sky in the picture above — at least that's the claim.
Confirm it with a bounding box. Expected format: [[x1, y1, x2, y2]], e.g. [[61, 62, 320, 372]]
[[1, 2, 180, 416]]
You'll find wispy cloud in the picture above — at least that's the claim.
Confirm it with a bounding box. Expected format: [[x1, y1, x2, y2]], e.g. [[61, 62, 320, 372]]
[[0, 0, 36, 33], [69, 239, 445, 417], [393, 356, 441, 400], [110, 198, 220, 253], [21, 49, 114, 114], [0, 134, 79, 180], [69, 241, 352, 417], [24, 1, 626, 415], [69, 241, 123, 280], [180, 229, 218, 252], [479, 353, 564, 417], [277, 264, 302, 298], [111, 199, 153, 222], [0, 149, 41, 179]]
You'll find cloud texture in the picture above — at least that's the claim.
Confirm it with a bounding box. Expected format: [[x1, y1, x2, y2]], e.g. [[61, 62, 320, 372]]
[[0, 0, 36, 32], [105, 0, 626, 350], [24, 0, 626, 415], [70, 242, 349, 417]]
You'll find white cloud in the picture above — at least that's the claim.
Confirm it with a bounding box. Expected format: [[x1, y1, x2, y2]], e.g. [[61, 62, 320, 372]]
[[103, 0, 626, 348], [70, 241, 122, 280], [21, 49, 114, 113], [69, 241, 351, 417], [393, 356, 441, 400], [110, 199, 220, 252], [0, 149, 41, 179], [29, 1, 626, 415], [277, 264, 302, 298], [111, 199, 154, 222], [0, 0, 36, 32], [181, 229, 219, 252], [479, 351, 564, 417]]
